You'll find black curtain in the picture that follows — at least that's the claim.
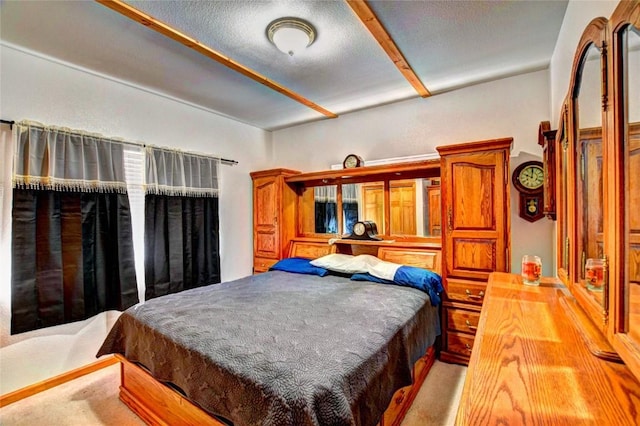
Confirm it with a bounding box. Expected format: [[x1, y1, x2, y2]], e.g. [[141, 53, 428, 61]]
[[144, 194, 221, 300], [11, 189, 138, 334], [315, 201, 338, 233]]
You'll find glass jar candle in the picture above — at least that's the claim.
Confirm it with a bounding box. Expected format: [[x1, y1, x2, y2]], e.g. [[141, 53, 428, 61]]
[[585, 258, 605, 292], [521, 255, 542, 286]]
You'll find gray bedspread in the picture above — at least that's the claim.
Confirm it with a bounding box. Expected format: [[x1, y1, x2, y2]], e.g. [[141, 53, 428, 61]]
[[97, 271, 440, 426]]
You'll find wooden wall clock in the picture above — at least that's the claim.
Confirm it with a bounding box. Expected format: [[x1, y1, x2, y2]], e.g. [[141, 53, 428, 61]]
[[512, 160, 545, 222]]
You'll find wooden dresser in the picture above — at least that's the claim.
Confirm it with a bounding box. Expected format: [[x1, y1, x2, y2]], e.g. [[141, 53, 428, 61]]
[[456, 272, 640, 425], [437, 139, 512, 364]]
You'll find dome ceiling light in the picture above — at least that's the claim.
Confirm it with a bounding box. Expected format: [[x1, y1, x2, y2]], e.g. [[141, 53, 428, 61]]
[[267, 17, 316, 56]]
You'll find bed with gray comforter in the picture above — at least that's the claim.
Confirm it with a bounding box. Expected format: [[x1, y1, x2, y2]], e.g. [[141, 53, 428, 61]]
[[97, 270, 440, 426]]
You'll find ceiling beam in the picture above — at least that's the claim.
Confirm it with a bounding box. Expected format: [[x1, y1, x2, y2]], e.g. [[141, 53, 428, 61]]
[[95, 0, 338, 119], [346, 0, 431, 98]]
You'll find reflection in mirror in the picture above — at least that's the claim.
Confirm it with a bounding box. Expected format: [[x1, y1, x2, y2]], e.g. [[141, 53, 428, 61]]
[[575, 42, 605, 309], [341, 179, 441, 237], [426, 180, 441, 236], [343, 181, 385, 235], [624, 24, 640, 344], [562, 133, 569, 272], [300, 185, 338, 234], [314, 185, 338, 233]]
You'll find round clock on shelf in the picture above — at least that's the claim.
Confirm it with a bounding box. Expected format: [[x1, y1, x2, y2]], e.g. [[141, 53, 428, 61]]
[[512, 161, 545, 222], [344, 220, 381, 240], [343, 154, 363, 169]]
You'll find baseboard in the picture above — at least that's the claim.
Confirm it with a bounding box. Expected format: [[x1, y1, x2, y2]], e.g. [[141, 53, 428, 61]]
[[0, 355, 119, 407]]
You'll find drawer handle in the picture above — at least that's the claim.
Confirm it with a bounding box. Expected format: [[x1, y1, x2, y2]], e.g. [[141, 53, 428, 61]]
[[465, 289, 485, 300], [465, 320, 477, 331], [465, 343, 472, 352]]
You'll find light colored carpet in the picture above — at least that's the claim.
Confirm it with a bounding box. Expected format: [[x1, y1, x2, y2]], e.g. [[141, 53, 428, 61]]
[[0, 359, 466, 426]]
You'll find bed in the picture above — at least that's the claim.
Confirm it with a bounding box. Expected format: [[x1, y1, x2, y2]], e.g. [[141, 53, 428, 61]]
[[97, 242, 442, 426]]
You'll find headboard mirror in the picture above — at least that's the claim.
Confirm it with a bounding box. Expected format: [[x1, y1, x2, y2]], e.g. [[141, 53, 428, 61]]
[[343, 178, 441, 237], [288, 159, 441, 241]]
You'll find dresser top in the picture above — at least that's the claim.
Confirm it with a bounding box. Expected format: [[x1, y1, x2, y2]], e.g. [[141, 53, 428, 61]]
[[456, 272, 640, 425]]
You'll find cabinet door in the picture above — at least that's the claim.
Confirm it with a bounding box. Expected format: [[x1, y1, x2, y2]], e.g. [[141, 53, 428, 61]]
[[362, 184, 384, 229], [390, 182, 416, 235], [442, 151, 508, 280], [253, 176, 280, 258]]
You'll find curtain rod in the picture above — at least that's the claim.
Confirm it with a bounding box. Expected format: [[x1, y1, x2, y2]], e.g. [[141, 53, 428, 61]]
[[1, 119, 238, 166], [1, 119, 15, 129]]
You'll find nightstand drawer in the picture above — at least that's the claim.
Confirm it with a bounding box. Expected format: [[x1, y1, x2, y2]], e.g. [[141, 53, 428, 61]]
[[446, 278, 487, 305], [446, 331, 475, 357], [447, 308, 481, 334], [253, 257, 278, 273]]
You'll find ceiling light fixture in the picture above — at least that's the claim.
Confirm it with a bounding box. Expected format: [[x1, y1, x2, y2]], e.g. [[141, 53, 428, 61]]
[[267, 17, 316, 56]]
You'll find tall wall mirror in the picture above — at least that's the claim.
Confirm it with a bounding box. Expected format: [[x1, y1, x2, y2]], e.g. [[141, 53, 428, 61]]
[[556, 17, 611, 345]]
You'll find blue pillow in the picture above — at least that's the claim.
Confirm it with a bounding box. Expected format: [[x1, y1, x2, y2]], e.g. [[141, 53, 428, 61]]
[[393, 266, 444, 306], [350, 273, 394, 284], [351, 266, 444, 306], [269, 257, 329, 277]]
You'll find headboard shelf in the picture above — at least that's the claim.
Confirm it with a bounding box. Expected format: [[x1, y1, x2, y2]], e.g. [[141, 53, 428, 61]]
[[331, 238, 441, 249], [284, 159, 440, 187]]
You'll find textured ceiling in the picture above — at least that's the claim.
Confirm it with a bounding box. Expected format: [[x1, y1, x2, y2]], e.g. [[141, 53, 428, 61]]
[[0, 1, 568, 131]]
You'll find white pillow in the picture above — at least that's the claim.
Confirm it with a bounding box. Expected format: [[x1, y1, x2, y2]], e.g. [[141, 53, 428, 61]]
[[368, 260, 402, 281], [310, 253, 381, 274]]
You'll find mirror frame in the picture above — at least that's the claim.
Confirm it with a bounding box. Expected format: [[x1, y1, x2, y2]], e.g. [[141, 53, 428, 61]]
[[556, 100, 570, 285], [565, 17, 610, 328]]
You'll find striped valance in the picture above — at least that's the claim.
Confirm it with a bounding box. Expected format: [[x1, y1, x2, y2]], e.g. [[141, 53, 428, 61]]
[[13, 121, 128, 193], [145, 146, 220, 198]]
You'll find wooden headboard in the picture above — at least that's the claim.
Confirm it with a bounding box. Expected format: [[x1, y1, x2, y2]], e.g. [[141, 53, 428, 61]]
[[289, 239, 442, 275], [289, 239, 337, 259], [377, 247, 441, 275]]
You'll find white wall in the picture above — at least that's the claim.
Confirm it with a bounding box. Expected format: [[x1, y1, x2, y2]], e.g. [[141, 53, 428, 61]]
[[549, 0, 618, 122], [0, 44, 273, 394], [273, 70, 555, 276]]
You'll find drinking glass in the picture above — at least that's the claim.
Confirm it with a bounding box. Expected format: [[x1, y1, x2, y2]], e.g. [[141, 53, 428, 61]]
[[585, 258, 605, 292], [521, 255, 542, 286]]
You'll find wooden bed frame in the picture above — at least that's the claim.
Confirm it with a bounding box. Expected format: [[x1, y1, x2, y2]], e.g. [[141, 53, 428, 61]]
[[115, 241, 442, 426], [116, 346, 435, 426]]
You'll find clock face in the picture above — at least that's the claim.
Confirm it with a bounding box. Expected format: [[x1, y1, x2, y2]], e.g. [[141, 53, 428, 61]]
[[343, 154, 362, 169], [518, 164, 544, 191], [353, 222, 365, 236]]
